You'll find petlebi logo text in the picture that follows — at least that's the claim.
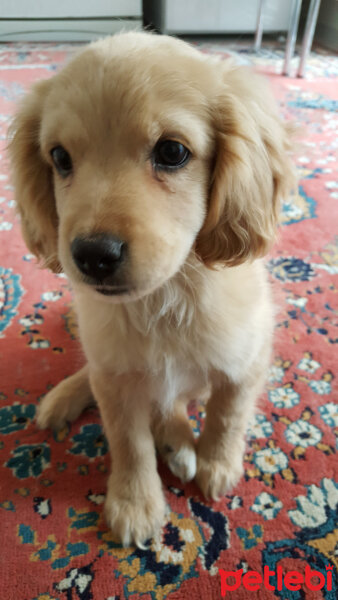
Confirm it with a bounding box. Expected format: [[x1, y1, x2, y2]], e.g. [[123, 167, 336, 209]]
[[219, 564, 334, 596]]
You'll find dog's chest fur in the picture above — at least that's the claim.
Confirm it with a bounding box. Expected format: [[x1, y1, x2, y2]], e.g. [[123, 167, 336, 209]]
[[73, 259, 273, 408]]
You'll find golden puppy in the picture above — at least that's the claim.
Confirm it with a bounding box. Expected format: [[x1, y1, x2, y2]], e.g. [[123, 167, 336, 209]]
[[9, 32, 294, 547]]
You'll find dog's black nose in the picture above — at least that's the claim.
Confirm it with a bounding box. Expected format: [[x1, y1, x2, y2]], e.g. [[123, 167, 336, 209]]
[[71, 234, 126, 281]]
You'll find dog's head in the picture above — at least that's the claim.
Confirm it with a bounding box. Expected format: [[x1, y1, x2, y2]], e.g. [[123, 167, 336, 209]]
[[9, 32, 294, 300]]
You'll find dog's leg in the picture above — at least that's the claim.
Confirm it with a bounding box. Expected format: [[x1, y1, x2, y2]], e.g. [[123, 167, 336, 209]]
[[153, 396, 197, 483], [36, 364, 93, 430], [196, 368, 265, 500], [90, 370, 166, 548]]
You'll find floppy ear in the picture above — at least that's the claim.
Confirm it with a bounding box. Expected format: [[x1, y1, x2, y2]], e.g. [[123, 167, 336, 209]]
[[8, 79, 61, 272], [196, 64, 295, 267]]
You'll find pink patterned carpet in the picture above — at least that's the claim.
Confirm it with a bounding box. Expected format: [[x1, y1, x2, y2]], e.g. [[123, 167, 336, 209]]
[[0, 41, 337, 599]]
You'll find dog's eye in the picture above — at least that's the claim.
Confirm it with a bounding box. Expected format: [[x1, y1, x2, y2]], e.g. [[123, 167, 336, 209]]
[[50, 146, 73, 177], [152, 140, 190, 170]]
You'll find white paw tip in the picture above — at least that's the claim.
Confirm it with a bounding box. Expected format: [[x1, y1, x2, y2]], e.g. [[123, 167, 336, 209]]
[[168, 446, 197, 483]]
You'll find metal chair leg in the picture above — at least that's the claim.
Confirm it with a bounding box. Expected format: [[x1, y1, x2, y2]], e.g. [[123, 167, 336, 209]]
[[283, 0, 303, 76], [298, 0, 321, 77], [254, 0, 266, 51]]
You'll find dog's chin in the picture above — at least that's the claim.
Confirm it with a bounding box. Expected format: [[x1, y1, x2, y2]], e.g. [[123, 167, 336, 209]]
[[73, 270, 181, 304], [95, 286, 131, 297], [71, 280, 161, 304], [93, 285, 140, 303]]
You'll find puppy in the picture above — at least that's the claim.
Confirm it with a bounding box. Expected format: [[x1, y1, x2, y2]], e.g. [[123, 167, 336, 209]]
[[9, 32, 294, 547]]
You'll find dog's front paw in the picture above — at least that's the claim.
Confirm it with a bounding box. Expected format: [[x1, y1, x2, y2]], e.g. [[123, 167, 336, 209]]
[[36, 373, 93, 431], [36, 386, 70, 431], [196, 453, 243, 500], [105, 476, 166, 548]]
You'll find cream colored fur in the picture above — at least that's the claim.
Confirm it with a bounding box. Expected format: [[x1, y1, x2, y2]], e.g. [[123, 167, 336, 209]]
[[9, 32, 294, 547]]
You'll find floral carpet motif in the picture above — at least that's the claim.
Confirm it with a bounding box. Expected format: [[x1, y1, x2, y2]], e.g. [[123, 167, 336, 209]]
[[0, 41, 337, 599]]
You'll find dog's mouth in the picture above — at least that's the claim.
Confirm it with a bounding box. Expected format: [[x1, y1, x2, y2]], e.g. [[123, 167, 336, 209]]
[[95, 286, 131, 296]]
